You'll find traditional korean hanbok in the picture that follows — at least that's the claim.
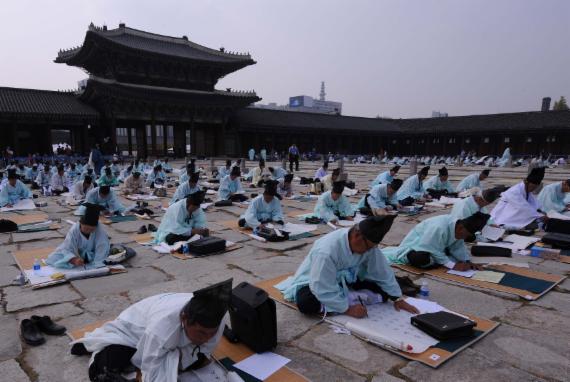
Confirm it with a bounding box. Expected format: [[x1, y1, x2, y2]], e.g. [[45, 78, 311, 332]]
[[25, 167, 38, 182], [35, 170, 51, 187], [455, 173, 482, 193], [396, 174, 424, 201], [217, 166, 232, 180], [71, 180, 94, 201], [370, 170, 393, 187], [270, 167, 287, 180], [357, 183, 397, 209], [171, 182, 201, 205], [76, 188, 125, 215], [146, 170, 166, 186], [218, 175, 243, 200], [97, 174, 119, 187], [45, 222, 110, 269], [449, 196, 490, 221], [314, 167, 327, 180], [0, 180, 32, 207], [383, 215, 470, 268], [537, 182, 567, 213], [314, 191, 355, 222], [276, 228, 401, 313], [423, 175, 454, 193], [497, 148, 511, 167], [154, 199, 207, 243], [240, 195, 284, 228], [491, 182, 543, 228]]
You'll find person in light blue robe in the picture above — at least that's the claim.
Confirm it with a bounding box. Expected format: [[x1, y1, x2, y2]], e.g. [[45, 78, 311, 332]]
[[248, 148, 255, 161], [537, 180, 570, 213], [66, 164, 81, 185], [383, 212, 489, 271], [260, 148, 267, 161], [423, 167, 454, 195], [16, 164, 27, 179], [146, 165, 166, 186], [171, 172, 201, 205], [396, 166, 430, 204], [0, 171, 32, 207], [161, 158, 173, 173], [35, 165, 51, 187], [46, 214, 110, 269], [76, 186, 125, 215], [449, 188, 501, 225], [179, 162, 195, 184], [133, 160, 145, 174], [216, 160, 232, 180], [110, 162, 121, 177], [218, 167, 244, 200], [154, 192, 208, 244], [370, 165, 400, 187], [357, 179, 402, 214], [119, 166, 132, 182], [276, 215, 419, 316], [239, 181, 284, 229], [97, 167, 119, 187], [25, 165, 39, 183], [80, 167, 96, 181], [497, 147, 511, 167], [268, 166, 288, 181], [314, 182, 356, 222], [456, 169, 490, 193]]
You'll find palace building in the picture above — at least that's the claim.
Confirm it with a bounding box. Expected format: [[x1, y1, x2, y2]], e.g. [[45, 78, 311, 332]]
[[1, 24, 569, 158]]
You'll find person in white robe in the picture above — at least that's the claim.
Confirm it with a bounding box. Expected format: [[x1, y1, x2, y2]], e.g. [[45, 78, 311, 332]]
[[396, 166, 430, 205], [50, 166, 69, 195], [321, 168, 341, 192], [537, 180, 570, 213], [25, 164, 39, 185], [146, 165, 166, 187], [216, 160, 232, 180], [71, 280, 232, 382], [358, 179, 402, 216], [171, 172, 201, 205], [46, 204, 110, 269], [71, 176, 94, 201], [77, 186, 125, 216], [277, 174, 294, 198], [119, 166, 132, 182], [423, 167, 454, 197], [154, 192, 208, 245], [0, 171, 32, 207], [239, 181, 284, 229], [35, 164, 51, 189], [449, 187, 501, 223], [314, 181, 355, 222], [491, 167, 545, 229], [217, 167, 244, 201], [248, 148, 255, 161], [383, 212, 489, 271], [250, 160, 271, 187], [276, 216, 418, 317], [123, 171, 144, 195], [314, 161, 329, 180], [370, 165, 400, 187], [455, 169, 490, 193], [66, 163, 81, 185]]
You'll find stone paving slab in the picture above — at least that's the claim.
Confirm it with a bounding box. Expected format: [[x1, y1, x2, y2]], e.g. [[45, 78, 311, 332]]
[[0, 265, 19, 287], [0, 315, 22, 361], [0, 360, 30, 382], [3, 284, 82, 312]]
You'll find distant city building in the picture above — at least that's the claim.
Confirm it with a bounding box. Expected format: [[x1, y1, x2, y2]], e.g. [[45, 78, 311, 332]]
[[253, 82, 342, 115], [432, 110, 449, 118]]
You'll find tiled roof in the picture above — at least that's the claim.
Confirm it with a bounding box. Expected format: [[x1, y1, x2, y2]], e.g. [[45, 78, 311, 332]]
[[0, 87, 99, 118]]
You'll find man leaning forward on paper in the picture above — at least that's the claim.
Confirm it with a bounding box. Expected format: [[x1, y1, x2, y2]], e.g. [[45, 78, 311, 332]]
[[276, 215, 419, 318]]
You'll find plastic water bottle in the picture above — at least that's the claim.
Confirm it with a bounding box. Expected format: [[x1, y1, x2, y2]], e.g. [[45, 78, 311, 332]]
[[33, 259, 41, 276], [419, 280, 430, 300]]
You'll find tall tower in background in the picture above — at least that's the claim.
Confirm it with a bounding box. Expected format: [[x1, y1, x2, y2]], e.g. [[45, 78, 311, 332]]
[[319, 81, 326, 101]]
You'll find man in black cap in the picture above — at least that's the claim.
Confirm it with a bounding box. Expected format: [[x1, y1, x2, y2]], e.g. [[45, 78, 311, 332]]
[[71, 175, 94, 201], [456, 169, 490, 194], [314, 181, 356, 222], [250, 159, 270, 187], [359, 178, 403, 216], [491, 167, 545, 229], [78, 185, 125, 216], [46, 203, 110, 269], [370, 165, 400, 187], [277, 216, 419, 318], [239, 180, 284, 229], [450, 187, 502, 222], [155, 191, 209, 245], [218, 166, 246, 201], [277, 173, 295, 198], [171, 172, 201, 205], [321, 168, 341, 192], [396, 166, 431, 206], [383, 212, 490, 271], [423, 166, 455, 198], [0, 170, 32, 208], [217, 159, 233, 180], [123, 170, 144, 195], [72, 279, 233, 381]]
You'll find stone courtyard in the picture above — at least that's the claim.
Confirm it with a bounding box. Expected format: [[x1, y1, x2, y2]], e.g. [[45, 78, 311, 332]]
[[1, 160, 569, 382]]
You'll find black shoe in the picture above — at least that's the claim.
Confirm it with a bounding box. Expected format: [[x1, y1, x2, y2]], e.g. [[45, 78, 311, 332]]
[[31, 315, 66, 335], [137, 225, 147, 234], [20, 319, 45, 346], [142, 202, 149, 207], [147, 224, 157, 232], [93, 371, 134, 382], [71, 342, 90, 356]]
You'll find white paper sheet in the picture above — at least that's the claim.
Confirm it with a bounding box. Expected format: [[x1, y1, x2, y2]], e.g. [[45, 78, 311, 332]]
[[0, 198, 36, 212], [126, 194, 159, 201], [280, 222, 318, 236], [446, 269, 476, 278], [233, 352, 290, 380], [502, 234, 540, 250], [342, 188, 358, 197], [24, 265, 115, 286], [439, 196, 462, 205], [547, 210, 570, 221], [481, 225, 506, 241], [470, 256, 529, 268]]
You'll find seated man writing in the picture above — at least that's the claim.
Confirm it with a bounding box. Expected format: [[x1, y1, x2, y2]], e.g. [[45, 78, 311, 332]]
[[216, 159, 232, 180], [50, 165, 69, 196], [450, 187, 501, 222], [77, 186, 125, 216], [456, 169, 490, 194], [154, 191, 209, 245], [537, 179, 570, 214], [46, 203, 110, 269], [396, 166, 431, 206], [383, 212, 489, 271], [370, 165, 400, 187], [358, 178, 402, 216], [98, 167, 120, 187], [276, 216, 419, 317], [491, 167, 545, 230], [321, 168, 341, 192], [423, 167, 454, 198], [146, 165, 166, 187], [0, 170, 32, 208], [217, 167, 246, 202], [71, 279, 232, 382], [277, 174, 294, 198], [123, 171, 144, 195], [71, 176, 94, 201], [238, 180, 284, 229], [171, 172, 201, 205], [314, 181, 355, 222]]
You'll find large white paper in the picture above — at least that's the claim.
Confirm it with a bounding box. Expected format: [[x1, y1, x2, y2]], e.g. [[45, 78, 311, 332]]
[[447, 269, 476, 278], [547, 210, 570, 221], [439, 196, 462, 205], [342, 188, 359, 197], [502, 234, 540, 250], [470, 256, 529, 268], [0, 198, 36, 212], [24, 265, 115, 286], [280, 222, 318, 236], [481, 225, 505, 241], [233, 352, 290, 380]]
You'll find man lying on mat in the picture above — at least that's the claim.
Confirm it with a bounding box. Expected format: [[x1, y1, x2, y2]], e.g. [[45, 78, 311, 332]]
[[276, 215, 419, 318], [154, 191, 209, 245], [383, 212, 489, 271], [71, 279, 232, 382], [46, 203, 110, 269]]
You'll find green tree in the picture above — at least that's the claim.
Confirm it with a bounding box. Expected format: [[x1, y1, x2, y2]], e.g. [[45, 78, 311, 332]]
[[553, 96, 569, 110]]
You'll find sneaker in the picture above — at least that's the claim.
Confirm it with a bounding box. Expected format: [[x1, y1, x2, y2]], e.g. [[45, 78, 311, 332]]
[[137, 225, 147, 234], [147, 224, 157, 232]]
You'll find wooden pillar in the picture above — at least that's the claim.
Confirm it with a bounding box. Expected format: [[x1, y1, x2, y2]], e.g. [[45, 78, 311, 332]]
[[110, 115, 117, 154], [127, 126, 133, 156], [11, 122, 19, 155], [190, 117, 196, 156]]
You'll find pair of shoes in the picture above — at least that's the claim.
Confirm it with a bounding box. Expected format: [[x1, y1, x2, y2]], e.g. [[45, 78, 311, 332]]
[[147, 224, 157, 232], [70, 342, 90, 356], [21, 315, 66, 346], [137, 225, 148, 234]]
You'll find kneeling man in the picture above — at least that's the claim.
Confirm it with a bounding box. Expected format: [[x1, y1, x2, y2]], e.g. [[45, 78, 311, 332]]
[[154, 191, 209, 245]]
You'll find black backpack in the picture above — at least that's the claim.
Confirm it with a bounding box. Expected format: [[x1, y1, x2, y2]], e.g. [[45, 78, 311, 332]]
[[411, 311, 475, 340], [471, 245, 511, 257], [187, 237, 227, 256], [542, 232, 570, 249], [229, 282, 277, 353], [256, 227, 289, 242]]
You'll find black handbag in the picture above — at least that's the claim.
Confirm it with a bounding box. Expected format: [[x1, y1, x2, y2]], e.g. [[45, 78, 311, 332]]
[[256, 227, 289, 242], [411, 311, 476, 341], [545, 218, 570, 235], [229, 194, 248, 202], [229, 282, 277, 353], [541, 232, 570, 249], [471, 245, 511, 257], [214, 200, 233, 207], [187, 237, 227, 256]]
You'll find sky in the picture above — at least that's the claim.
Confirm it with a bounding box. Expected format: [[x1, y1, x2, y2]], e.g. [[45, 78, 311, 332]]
[[0, 0, 568, 118]]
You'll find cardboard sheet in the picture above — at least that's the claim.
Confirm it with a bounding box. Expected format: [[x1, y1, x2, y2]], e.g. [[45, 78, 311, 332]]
[[0, 211, 49, 226], [0, 198, 36, 212], [257, 275, 499, 369]]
